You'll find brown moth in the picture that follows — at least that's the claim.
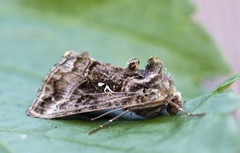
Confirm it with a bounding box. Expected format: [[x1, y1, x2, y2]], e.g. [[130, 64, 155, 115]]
[[27, 51, 204, 134]]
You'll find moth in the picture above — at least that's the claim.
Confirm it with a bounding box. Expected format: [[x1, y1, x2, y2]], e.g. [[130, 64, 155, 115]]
[[27, 51, 204, 135]]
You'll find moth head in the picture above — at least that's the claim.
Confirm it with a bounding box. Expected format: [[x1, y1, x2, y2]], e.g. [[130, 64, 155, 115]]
[[166, 91, 183, 115]]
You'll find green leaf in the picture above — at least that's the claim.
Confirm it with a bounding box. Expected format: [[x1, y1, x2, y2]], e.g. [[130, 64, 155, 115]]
[[213, 74, 240, 93], [0, 0, 239, 153]]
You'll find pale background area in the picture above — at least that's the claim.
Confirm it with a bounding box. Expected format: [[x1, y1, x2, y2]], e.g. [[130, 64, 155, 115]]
[[193, 0, 240, 124]]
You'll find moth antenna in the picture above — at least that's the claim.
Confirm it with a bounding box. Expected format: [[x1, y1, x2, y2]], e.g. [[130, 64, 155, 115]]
[[90, 107, 123, 121], [168, 101, 205, 117], [89, 109, 130, 135]]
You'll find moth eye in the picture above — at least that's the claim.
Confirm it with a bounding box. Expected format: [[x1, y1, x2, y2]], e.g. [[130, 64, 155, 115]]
[[171, 96, 183, 108]]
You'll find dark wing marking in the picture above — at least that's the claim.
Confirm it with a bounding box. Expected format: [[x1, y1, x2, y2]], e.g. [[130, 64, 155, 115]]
[[27, 91, 168, 118]]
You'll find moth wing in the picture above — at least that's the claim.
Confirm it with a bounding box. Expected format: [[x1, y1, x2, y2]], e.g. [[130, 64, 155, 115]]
[[27, 51, 168, 119], [27, 91, 167, 118], [27, 51, 89, 117]]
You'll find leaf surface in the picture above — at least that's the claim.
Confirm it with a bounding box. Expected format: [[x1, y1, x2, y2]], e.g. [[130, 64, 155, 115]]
[[0, 1, 239, 153]]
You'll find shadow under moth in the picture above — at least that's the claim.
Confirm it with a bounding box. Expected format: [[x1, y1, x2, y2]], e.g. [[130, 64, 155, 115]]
[[27, 51, 204, 135]]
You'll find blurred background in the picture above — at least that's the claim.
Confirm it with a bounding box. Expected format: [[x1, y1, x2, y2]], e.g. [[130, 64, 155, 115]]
[[194, 0, 240, 93], [193, 0, 240, 124]]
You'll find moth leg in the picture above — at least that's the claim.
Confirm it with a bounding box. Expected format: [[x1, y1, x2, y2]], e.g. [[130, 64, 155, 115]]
[[90, 107, 123, 121], [168, 101, 205, 116], [89, 109, 130, 135]]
